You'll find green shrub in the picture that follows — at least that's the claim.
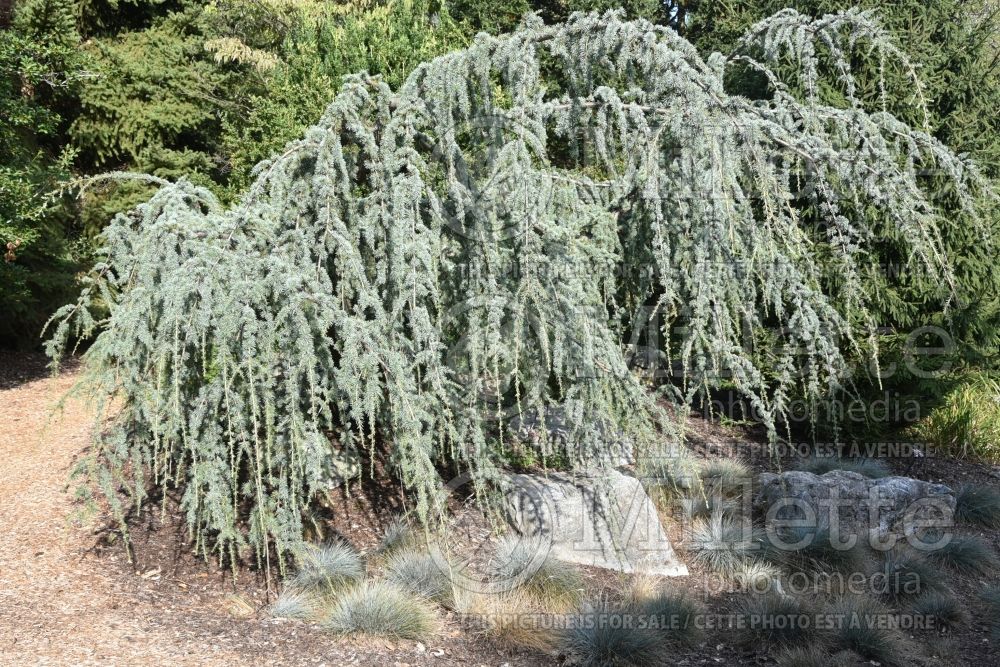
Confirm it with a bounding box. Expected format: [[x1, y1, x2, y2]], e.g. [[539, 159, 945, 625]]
[[220, 0, 468, 192], [0, 1, 85, 347], [384, 549, 454, 607], [323, 581, 437, 639], [954, 484, 1000, 528], [925, 535, 998, 575], [291, 542, 364, 594], [911, 373, 1000, 463]]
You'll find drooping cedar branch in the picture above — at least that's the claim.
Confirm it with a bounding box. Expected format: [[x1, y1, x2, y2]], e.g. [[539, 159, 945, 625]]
[[47, 9, 992, 565]]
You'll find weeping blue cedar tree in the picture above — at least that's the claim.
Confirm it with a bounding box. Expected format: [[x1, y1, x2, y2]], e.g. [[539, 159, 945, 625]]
[[46, 10, 995, 568]]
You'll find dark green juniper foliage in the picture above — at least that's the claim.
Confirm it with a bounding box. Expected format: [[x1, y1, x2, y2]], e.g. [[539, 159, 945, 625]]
[[220, 0, 470, 192], [48, 10, 993, 565]]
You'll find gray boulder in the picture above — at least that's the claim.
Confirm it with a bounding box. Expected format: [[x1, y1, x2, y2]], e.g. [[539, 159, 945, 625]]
[[755, 470, 955, 540], [502, 470, 688, 576]]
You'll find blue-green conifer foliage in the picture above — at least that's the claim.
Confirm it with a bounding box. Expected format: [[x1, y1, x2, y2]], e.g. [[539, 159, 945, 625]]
[[48, 10, 994, 566]]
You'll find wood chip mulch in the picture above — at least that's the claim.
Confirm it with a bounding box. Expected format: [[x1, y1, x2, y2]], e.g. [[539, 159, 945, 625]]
[[0, 353, 546, 667]]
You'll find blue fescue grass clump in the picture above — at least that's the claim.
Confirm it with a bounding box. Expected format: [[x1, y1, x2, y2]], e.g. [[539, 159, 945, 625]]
[[562, 599, 661, 667], [635, 591, 703, 646], [877, 547, 945, 602], [698, 458, 752, 495], [491, 535, 583, 605], [983, 586, 1000, 638], [775, 646, 857, 667], [925, 535, 998, 575], [909, 591, 968, 629], [376, 516, 413, 556], [687, 516, 764, 576], [828, 596, 903, 665], [762, 525, 870, 576], [738, 593, 815, 648], [955, 484, 1000, 528], [384, 549, 454, 607], [323, 581, 436, 639], [270, 587, 319, 620], [291, 541, 365, 594]]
